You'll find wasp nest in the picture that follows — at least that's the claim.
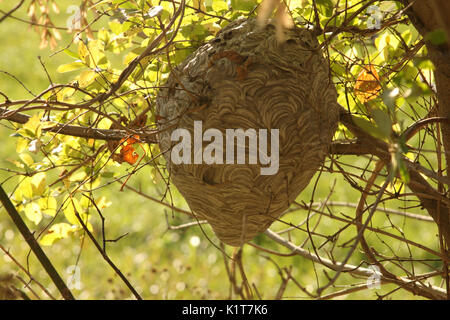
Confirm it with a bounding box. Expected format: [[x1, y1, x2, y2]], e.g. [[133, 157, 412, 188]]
[[156, 18, 339, 246]]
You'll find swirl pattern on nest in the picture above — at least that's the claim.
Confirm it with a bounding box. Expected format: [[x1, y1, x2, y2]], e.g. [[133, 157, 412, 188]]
[[156, 18, 339, 246]]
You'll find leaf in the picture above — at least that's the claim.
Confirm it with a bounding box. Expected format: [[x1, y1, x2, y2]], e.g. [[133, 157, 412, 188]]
[[57, 61, 86, 73], [212, 0, 228, 12], [231, 0, 257, 11], [122, 147, 139, 164], [78, 41, 89, 65], [78, 70, 98, 87], [22, 113, 42, 138], [87, 40, 108, 67], [31, 172, 47, 196], [413, 57, 435, 71], [24, 202, 42, 225], [117, 135, 141, 165], [39, 196, 57, 217], [64, 198, 84, 225], [16, 137, 28, 153], [425, 29, 447, 45], [109, 21, 123, 35], [96, 196, 112, 209], [387, 178, 405, 194], [19, 178, 34, 199], [40, 223, 76, 246], [354, 65, 381, 103], [353, 116, 388, 140], [19, 153, 34, 167], [372, 109, 392, 138], [63, 49, 80, 59], [393, 152, 410, 183]]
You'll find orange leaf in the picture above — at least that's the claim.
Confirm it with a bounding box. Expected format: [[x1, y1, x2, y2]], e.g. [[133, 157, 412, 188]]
[[121, 148, 139, 165], [118, 135, 141, 165], [354, 65, 381, 103]]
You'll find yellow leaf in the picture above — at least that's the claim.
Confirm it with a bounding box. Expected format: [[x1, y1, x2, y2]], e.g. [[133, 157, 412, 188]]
[[64, 198, 89, 227], [22, 113, 42, 138], [212, 0, 228, 11], [16, 137, 28, 153], [14, 188, 23, 203], [19, 153, 34, 167], [193, 0, 206, 17], [39, 196, 57, 217], [40, 223, 76, 246], [31, 172, 47, 196], [20, 178, 34, 199], [78, 41, 89, 65], [24, 202, 42, 225], [57, 61, 86, 73], [78, 70, 98, 87], [68, 171, 87, 182]]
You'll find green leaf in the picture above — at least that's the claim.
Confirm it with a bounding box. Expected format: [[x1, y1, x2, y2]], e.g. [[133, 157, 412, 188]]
[[230, 0, 257, 11], [315, 0, 334, 17], [87, 40, 108, 67], [78, 41, 89, 64], [425, 29, 447, 45], [398, 160, 410, 183], [63, 49, 80, 59], [413, 57, 435, 71], [353, 116, 387, 140], [372, 109, 392, 138], [375, 31, 391, 61], [393, 152, 410, 184], [64, 198, 88, 226]]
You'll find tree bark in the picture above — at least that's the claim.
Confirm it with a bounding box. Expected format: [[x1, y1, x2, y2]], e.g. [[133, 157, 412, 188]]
[[405, 0, 450, 166], [403, 0, 450, 250]]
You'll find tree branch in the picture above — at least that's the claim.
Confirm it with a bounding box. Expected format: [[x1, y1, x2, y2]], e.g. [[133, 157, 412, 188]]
[[0, 186, 74, 300], [338, 106, 450, 247], [0, 107, 158, 143], [264, 229, 447, 299]]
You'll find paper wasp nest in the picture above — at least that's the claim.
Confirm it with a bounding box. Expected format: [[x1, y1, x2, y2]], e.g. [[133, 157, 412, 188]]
[[156, 18, 339, 246]]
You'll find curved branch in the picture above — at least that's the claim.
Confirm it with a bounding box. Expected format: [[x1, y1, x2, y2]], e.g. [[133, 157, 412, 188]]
[[337, 106, 450, 247]]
